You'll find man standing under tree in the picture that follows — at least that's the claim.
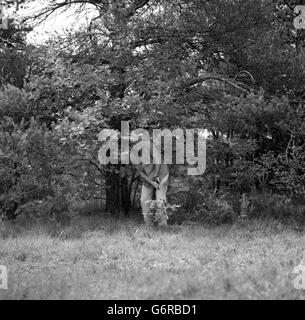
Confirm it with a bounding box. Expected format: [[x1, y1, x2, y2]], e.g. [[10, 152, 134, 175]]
[[130, 135, 169, 227]]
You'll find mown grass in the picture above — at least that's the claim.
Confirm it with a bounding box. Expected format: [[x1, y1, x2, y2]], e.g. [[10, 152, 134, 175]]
[[0, 215, 305, 299]]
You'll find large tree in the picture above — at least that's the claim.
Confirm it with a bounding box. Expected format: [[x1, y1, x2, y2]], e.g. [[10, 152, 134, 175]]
[[10, 0, 273, 213], [2, 0, 305, 217]]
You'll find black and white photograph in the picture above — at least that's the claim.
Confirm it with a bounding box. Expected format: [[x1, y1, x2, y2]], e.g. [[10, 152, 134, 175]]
[[1, 0, 305, 303]]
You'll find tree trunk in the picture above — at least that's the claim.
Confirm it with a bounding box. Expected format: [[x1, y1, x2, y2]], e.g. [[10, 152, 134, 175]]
[[105, 166, 132, 216]]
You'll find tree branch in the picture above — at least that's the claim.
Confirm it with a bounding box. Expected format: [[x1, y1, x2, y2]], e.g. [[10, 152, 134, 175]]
[[182, 75, 251, 93], [124, 0, 150, 18]]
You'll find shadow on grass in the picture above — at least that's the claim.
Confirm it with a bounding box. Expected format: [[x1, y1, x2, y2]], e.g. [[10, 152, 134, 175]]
[[0, 214, 138, 239], [0, 210, 296, 241]]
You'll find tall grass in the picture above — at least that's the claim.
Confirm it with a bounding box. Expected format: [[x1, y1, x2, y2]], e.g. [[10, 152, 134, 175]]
[[0, 216, 305, 299]]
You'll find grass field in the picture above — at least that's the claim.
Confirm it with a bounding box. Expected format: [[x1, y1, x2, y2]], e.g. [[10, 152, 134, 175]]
[[1, 216, 305, 299]]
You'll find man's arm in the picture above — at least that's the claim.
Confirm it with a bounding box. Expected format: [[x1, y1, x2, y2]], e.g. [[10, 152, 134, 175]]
[[136, 166, 160, 189]]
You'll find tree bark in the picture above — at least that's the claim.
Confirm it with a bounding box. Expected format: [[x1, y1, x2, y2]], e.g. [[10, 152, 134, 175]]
[[105, 167, 132, 216]]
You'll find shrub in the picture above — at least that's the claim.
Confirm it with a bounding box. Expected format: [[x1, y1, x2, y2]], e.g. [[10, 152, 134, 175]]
[[170, 182, 236, 225], [0, 117, 80, 221], [247, 193, 305, 224], [148, 200, 179, 225]]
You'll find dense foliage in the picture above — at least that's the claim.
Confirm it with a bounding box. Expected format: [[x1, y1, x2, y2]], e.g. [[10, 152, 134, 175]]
[[1, 0, 305, 223]]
